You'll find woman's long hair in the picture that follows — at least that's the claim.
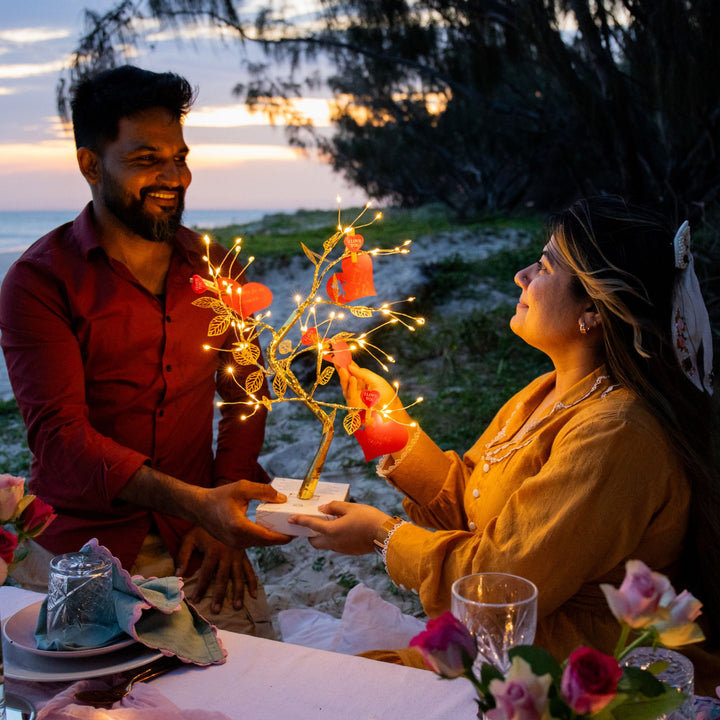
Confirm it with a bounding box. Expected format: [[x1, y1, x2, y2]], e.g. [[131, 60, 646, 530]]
[[549, 196, 720, 642]]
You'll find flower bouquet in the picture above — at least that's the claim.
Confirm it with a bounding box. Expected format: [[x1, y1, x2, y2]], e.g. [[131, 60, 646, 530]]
[[410, 560, 704, 720], [1, 473, 56, 585]]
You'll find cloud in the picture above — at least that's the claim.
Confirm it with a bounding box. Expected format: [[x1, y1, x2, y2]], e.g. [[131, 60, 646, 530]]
[[186, 99, 333, 128], [0, 28, 71, 44], [0, 59, 68, 79], [0, 139, 303, 175], [190, 144, 303, 166]]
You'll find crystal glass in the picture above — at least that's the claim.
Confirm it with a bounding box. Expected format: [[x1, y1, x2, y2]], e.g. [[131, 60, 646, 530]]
[[622, 647, 695, 720], [451, 572, 538, 674], [46, 551, 114, 645]]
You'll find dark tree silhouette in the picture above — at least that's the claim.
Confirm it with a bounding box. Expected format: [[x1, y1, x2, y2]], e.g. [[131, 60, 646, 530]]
[[60, 1, 720, 220]]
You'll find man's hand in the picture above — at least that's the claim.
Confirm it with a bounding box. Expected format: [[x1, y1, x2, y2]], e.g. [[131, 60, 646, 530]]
[[119, 468, 292, 550], [288, 501, 391, 554], [175, 527, 258, 613], [198, 480, 293, 549]]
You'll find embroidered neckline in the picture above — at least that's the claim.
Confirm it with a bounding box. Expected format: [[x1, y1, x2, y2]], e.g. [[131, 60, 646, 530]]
[[482, 374, 618, 465]]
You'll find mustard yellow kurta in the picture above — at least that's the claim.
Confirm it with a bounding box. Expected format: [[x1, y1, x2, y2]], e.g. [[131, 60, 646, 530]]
[[382, 366, 690, 660]]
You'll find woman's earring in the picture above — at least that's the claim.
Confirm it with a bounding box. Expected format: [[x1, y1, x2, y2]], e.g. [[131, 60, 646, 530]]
[[579, 320, 588, 335]]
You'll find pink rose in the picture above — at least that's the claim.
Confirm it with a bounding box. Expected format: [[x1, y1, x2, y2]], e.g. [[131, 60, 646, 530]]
[[409, 611, 477, 678], [0, 526, 19, 564], [0, 473, 25, 522], [19, 496, 56, 538], [487, 657, 551, 720], [561, 647, 622, 714], [600, 559, 672, 628], [654, 589, 705, 646]]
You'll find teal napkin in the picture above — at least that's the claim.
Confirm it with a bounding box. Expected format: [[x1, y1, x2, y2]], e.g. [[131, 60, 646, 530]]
[[34, 538, 226, 665]]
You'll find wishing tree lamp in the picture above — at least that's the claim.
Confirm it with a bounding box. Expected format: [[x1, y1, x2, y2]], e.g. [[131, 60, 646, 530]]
[[191, 203, 424, 534]]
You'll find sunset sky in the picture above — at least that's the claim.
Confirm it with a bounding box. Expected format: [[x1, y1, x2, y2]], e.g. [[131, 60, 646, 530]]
[[0, 0, 366, 212]]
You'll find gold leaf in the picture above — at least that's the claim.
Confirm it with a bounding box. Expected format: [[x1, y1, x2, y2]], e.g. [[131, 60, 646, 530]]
[[318, 366, 335, 385], [192, 296, 218, 308], [245, 369, 265, 395], [332, 331, 354, 341], [350, 306, 373, 318], [301, 242, 320, 265], [343, 411, 362, 435], [278, 339, 293, 355], [208, 315, 231, 336], [232, 342, 260, 366], [272, 373, 287, 399]]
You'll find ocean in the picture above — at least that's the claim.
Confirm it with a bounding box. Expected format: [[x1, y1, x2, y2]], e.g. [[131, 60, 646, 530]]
[[0, 208, 271, 254]]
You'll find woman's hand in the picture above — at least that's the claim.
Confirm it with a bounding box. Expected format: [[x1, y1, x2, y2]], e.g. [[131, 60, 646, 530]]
[[288, 501, 392, 554], [339, 362, 412, 425]]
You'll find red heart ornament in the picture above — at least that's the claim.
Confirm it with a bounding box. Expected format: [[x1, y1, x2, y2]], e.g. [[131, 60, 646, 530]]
[[354, 410, 409, 462], [360, 389, 381, 408], [218, 278, 273, 317], [322, 340, 352, 368], [301, 327, 320, 346], [191, 274, 209, 294], [344, 234, 364, 253], [325, 254, 376, 303]]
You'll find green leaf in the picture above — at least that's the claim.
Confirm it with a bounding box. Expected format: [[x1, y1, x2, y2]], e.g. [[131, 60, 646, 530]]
[[611, 691, 686, 720], [509, 645, 562, 679]]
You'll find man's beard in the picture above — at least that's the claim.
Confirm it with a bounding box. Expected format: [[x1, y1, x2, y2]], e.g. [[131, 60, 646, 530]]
[[100, 168, 184, 243]]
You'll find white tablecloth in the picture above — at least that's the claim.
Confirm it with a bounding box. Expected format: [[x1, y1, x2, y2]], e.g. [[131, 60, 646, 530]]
[[1, 586, 477, 719]]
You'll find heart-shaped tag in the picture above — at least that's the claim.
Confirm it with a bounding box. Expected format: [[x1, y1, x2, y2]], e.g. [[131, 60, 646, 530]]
[[190, 274, 209, 294], [354, 410, 409, 462], [218, 278, 273, 317], [325, 254, 376, 303], [301, 327, 320, 346], [360, 389, 381, 408], [344, 234, 364, 253], [322, 339, 352, 368]]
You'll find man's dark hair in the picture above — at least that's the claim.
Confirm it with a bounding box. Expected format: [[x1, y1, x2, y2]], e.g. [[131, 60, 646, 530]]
[[70, 65, 196, 152]]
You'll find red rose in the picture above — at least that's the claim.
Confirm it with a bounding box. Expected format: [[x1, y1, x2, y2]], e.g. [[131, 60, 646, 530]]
[[409, 611, 478, 678], [19, 496, 56, 538], [561, 647, 622, 714], [0, 527, 19, 564]]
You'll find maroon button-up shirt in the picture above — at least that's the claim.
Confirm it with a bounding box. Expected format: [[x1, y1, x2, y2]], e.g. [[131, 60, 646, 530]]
[[0, 203, 269, 568]]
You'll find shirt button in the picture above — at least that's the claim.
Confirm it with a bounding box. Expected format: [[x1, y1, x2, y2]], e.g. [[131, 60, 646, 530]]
[[472, 489, 479, 498], [468, 521, 477, 531], [483, 463, 490, 472], [166, 364, 172, 372], [166, 315, 172, 322], [158, 409, 165, 418]]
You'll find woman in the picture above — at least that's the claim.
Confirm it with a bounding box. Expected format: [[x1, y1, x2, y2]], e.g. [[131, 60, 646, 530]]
[[290, 197, 720, 691]]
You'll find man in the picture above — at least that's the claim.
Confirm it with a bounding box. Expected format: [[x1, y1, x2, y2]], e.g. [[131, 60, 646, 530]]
[[0, 65, 289, 638]]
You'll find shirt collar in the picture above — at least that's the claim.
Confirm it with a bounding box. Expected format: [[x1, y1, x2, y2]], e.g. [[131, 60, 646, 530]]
[[72, 202, 204, 265]]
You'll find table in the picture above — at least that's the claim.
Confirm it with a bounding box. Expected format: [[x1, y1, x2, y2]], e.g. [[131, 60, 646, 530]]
[[1, 586, 478, 719]]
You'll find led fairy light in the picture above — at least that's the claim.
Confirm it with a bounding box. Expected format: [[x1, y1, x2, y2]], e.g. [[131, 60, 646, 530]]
[[191, 203, 425, 499]]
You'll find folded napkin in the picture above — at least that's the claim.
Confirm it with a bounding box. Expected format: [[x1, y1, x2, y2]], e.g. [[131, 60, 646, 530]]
[[36, 678, 232, 720], [34, 539, 226, 665], [279, 582, 426, 654]]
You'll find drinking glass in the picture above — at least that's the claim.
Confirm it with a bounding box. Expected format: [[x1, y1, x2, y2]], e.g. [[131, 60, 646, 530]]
[[46, 551, 114, 645], [451, 572, 538, 674], [622, 647, 694, 720]]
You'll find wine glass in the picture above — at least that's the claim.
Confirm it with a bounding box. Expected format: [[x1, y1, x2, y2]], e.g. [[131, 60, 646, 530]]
[[451, 572, 538, 674]]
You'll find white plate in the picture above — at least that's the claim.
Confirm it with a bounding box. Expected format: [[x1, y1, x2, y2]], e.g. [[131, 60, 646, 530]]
[[3, 600, 136, 657], [2, 631, 164, 682]]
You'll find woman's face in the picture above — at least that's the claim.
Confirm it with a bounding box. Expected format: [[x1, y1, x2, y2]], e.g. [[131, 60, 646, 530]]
[[510, 236, 591, 359]]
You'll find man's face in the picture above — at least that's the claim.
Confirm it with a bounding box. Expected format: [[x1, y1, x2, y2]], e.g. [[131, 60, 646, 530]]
[[95, 107, 191, 243]]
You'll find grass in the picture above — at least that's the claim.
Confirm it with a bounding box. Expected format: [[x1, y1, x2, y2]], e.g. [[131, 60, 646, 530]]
[[192, 203, 545, 269]]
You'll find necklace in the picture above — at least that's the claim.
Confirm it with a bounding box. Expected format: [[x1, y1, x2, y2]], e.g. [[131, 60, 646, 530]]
[[482, 375, 618, 465]]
